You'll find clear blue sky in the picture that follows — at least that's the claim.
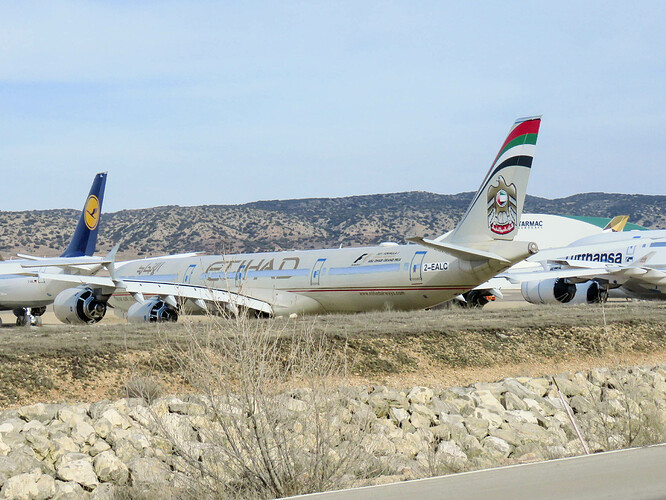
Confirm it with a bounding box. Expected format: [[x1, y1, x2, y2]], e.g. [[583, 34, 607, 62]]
[[1, 1, 664, 212]]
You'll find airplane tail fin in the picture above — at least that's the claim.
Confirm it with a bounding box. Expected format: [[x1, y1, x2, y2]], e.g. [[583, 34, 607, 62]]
[[61, 172, 107, 258], [603, 215, 629, 232], [445, 116, 541, 244]]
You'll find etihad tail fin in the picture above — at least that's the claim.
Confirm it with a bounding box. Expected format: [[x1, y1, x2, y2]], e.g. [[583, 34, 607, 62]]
[[61, 172, 107, 258], [603, 215, 629, 232], [445, 116, 541, 244]]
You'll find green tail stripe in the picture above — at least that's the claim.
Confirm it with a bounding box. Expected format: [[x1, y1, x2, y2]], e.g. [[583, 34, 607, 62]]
[[497, 133, 538, 160]]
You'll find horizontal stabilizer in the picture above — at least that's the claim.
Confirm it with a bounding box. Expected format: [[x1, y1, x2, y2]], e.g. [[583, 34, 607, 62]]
[[407, 236, 511, 263]]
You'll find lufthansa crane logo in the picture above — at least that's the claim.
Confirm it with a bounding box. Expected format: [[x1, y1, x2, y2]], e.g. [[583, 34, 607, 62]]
[[84, 195, 100, 230]]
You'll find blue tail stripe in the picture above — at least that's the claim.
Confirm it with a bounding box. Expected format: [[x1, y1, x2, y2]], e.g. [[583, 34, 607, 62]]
[[61, 172, 107, 258]]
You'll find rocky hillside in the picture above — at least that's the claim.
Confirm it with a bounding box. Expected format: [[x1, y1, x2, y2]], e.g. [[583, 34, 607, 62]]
[[0, 192, 663, 259]]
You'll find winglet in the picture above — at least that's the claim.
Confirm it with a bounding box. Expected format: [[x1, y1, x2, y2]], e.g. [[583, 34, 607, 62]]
[[104, 243, 120, 279], [61, 172, 108, 258], [603, 215, 629, 232]]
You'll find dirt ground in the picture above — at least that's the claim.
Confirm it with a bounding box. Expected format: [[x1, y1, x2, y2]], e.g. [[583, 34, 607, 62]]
[[0, 294, 664, 409]]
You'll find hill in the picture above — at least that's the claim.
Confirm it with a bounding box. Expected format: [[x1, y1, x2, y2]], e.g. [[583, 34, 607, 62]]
[[0, 192, 663, 259]]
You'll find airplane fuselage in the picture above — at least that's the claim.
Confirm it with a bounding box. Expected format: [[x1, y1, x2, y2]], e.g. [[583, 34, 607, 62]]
[[109, 242, 514, 316]]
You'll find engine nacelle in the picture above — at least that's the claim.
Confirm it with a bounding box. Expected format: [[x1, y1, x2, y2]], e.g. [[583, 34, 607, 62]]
[[54, 287, 108, 324], [521, 278, 608, 305], [127, 298, 178, 323]]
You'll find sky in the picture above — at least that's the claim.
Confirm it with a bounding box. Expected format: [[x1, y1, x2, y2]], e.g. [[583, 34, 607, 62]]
[[0, 1, 664, 212]]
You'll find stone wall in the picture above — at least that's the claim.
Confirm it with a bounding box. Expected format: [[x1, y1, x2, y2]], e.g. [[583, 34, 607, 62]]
[[1, 364, 665, 499]]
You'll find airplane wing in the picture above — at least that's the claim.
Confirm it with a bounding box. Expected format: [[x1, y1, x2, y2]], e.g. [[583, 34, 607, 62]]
[[504, 253, 666, 287], [37, 273, 274, 315]]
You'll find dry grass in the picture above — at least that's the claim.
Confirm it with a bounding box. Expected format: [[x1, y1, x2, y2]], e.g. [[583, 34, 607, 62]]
[[0, 301, 664, 409]]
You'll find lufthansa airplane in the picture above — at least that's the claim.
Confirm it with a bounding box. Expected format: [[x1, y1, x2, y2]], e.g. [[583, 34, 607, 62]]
[[509, 228, 666, 304], [0, 172, 108, 325], [45, 117, 542, 323]]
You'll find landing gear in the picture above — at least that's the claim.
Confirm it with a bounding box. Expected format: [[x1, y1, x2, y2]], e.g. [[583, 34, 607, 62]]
[[13, 307, 46, 327], [460, 290, 495, 308]]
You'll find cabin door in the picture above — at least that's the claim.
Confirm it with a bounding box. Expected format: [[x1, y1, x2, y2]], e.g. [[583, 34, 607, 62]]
[[310, 258, 326, 286], [409, 251, 426, 282]]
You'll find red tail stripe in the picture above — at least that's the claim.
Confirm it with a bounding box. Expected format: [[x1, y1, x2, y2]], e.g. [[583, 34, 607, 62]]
[[493, 118, 541, 165]]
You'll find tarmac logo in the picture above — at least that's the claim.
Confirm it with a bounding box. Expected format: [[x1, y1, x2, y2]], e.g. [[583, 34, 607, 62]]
[[84, 195, 100, 230], [487, 176, 517, 235]]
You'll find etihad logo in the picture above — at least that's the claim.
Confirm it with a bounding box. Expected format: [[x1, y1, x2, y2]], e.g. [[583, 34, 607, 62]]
[[84, 195, 100, 230], [487, 175, 517, 235], [566, 252, 623, 264]]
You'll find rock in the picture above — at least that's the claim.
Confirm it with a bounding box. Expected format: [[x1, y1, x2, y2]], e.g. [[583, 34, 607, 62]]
[[70, 420, 96, 447], [128, 457, 171, 484], [94, 451, 129, 485], [0, 419, 24, 435], [55, 453, 98, 489], [368, 393, 390, 418], [482, 436, 512, 458], [471, 390, 504, 414], [285, 398, 307, 413], [435, 440, 468, 470], [89, 482, 118, 499], [569, 395, 595, 414], [1, 472, 55, 500], [24, 427, 51, 459], [367, 434, 396, 456], [472, 382, 505, 398], [502, 391, 528, 411], [473, 408, 503, 428], [389, 407, 410, 426], [464, 417, 489, 440], [88, 439, 111, 457], [7, 446, 50, 475], [92, 418, 114, 440], [393, 432, 423, 458], [459, 434, 484, 458], [100, 408, 132, 429], [407, 386, 433, 405], [0, 437, 9, 457], [553, 377, 584, 397], [523, 377, 551, 397], [504, 379, 539, 400], [49, 435, 79, 463], [18, 404, 59, 424], [430, 424, 451, 441], [52, 480, 86, 500]]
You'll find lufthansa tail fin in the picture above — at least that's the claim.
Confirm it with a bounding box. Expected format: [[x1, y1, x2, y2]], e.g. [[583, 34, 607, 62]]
[[445, 116, 541, 244], [61, 172, 107, 258], [603, 215, 629, 232]]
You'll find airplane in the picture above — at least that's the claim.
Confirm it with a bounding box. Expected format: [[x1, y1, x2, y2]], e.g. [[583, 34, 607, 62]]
[[0, 172, 109, 325], [43, 116, 543, 323], [506, 228, 666, 304], [453, 214, 643, 307]]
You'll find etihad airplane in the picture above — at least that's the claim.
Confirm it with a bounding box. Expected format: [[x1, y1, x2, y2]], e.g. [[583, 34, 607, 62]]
[[506, 228, 666, 304], [45, 116, 542, 323], [0, 172, 109, 325]]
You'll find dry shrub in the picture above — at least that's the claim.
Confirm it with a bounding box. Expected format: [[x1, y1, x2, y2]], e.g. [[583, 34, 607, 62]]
[[155, 312, 374, 499], [124, 376, 164, 405]]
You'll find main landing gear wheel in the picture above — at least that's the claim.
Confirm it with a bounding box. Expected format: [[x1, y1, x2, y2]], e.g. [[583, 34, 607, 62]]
[[13, 307, 44, 327]]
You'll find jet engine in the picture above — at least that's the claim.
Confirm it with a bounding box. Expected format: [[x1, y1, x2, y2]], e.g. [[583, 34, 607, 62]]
[[127, 298, 178, 323], [521, 278, 608, 305], [54, 287, 108, 324]]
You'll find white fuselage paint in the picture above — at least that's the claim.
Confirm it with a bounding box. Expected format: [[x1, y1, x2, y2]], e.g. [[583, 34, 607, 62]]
[[109, 243, 516, 316], [0, 267, 81, 310]]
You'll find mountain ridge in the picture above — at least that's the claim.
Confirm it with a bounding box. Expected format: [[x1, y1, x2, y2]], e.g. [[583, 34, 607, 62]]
[[0, 191, 663, 259]]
